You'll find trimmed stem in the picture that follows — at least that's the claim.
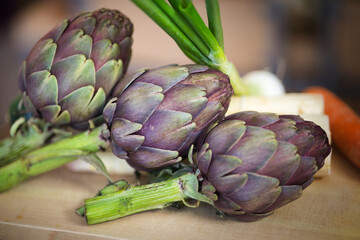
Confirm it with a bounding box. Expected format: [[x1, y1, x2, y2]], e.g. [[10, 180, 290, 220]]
[[0, 124, 109, 192], [76, 180, 129, 216], [84, 173, 203, 225]]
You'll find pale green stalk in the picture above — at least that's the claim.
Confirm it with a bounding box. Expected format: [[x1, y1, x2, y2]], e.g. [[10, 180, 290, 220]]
[[0, 124, 109, 192], [84, 173, 213, 225]]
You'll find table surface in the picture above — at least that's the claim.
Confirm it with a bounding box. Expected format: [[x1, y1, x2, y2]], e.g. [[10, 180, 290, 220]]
[[0, 149, 359, 240]]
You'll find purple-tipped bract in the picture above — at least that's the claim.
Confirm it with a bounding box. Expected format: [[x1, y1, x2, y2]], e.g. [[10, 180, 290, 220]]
[[196, 111, 331, 221]]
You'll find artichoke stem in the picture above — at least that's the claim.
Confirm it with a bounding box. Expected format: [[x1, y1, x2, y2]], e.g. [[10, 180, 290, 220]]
[[0, 122, 52, 167], [0, 124, 109, 192], [84, 173, 197, 225], [76, 180, 129, 217]]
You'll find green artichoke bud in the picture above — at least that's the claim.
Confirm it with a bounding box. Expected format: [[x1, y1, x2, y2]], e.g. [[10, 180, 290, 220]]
[[19, 8, 133, 129], [196, 111, 331, 221], [103, 64, 233, 171]]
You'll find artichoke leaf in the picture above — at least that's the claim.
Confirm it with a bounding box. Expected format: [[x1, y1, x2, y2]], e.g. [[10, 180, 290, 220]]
[[110, 118, 144, 152], [26, 39, 57, 76], [228, 126, 278, 173], [128, 146, 181, 169], [111, 68, 146, 97], [65, 13, 96, 35], [180, 173, 214, 206], [91, 39, 120, 71], [81, 154, 112, 183], [95, 59, 123, 96], [40, 19, 68, 42], [116, 82, 164, 124], [53, 29, 92, 62], [40, 105, 70, 126], [140, 109, 195, 150], [137, 65, 189, 92], [204, 119, 246, 156], [51, 54, 96, 100], [26, 70, 58, 109], [59, 86, 105, 123]]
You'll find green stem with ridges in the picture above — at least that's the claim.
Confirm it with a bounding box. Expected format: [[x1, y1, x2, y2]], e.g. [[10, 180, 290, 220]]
[[0, 124, 109, 192], [0, 118, 52, 167], [76, 180, 129, 216], [84, 173, 212, 225]]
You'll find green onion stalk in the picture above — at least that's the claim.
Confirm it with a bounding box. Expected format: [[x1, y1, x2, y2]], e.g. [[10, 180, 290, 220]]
[[131, 0, 249, 95]]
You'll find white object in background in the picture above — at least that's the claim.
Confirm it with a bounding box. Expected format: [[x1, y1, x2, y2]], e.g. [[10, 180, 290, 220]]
[[242, 70, 285, 96], [227, 93, 324, 116]]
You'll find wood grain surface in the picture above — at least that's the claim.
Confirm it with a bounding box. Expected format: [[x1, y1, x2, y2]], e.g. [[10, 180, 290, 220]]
[[0, 149, 359, 240]]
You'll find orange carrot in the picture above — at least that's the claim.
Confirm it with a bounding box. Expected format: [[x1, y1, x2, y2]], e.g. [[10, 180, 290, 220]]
[[304, 87, 360, 169]]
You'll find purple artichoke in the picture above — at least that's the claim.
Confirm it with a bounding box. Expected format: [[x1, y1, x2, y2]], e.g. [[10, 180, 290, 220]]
[[19, 8, 133, 129], [103, 64, 233, 170], [196, 111, 331, 221]]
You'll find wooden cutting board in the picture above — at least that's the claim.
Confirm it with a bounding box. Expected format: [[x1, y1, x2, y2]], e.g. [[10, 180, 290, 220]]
[[0, 149, 359, 240]]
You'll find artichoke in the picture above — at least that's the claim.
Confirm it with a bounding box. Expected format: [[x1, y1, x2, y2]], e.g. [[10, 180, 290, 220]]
[[196, 111, 331, 221], [82, 111, 331, 225], [103, 64, 233, 170], [19, 8, 133, 129], [0, 64, 232, 192]]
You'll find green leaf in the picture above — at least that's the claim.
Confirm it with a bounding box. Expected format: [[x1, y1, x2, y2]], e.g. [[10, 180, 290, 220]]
[[95, 59, 123, 96], [181, 173, 214, 206], [26, 70, 58, 109], [39, 105, 71, 126], [91, 39, 121, 71], [58, 86, 105, 123], [51, 55, 96, 100], [26, 39, 57, 75], [81, 154, 112, 183], [54, 29, 92, 61], [9, 117, 25, 137]]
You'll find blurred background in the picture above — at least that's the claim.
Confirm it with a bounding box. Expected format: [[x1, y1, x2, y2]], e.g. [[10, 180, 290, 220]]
[[0, 0, 359, 126]]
